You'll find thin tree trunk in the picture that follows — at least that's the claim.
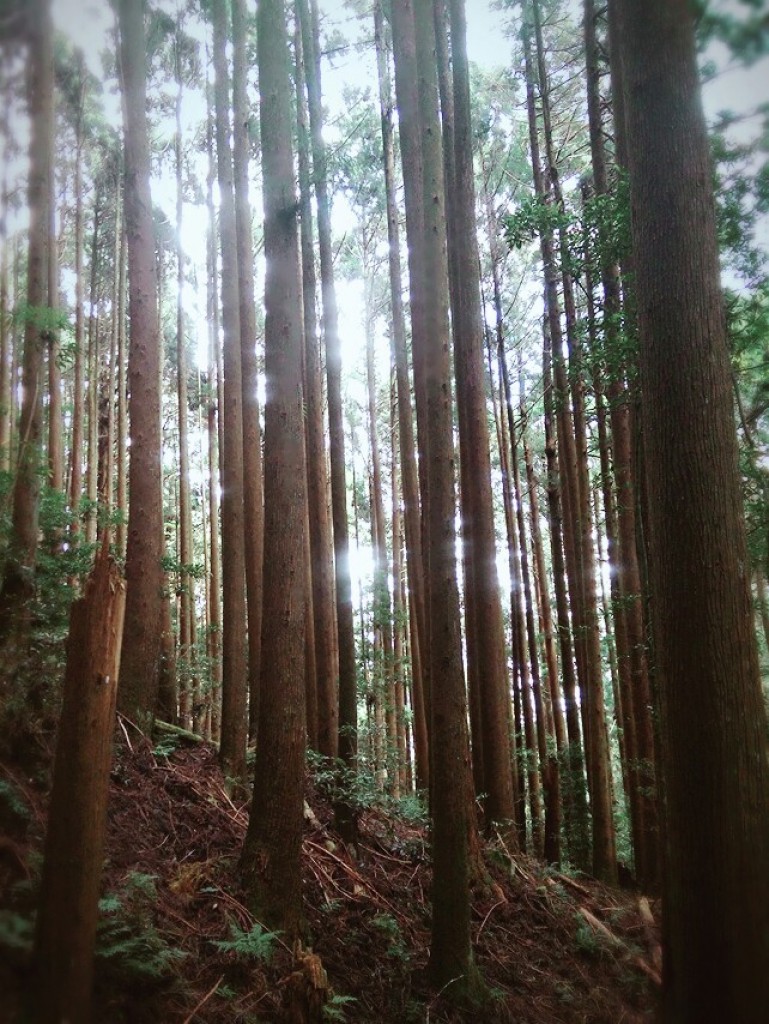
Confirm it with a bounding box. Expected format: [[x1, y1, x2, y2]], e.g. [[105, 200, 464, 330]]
[[174, 35, 195, 731], [69, 69, 85, 539], [585, 0, 658, 888], [295, 18, 337, 758], [389, 0, 433, 757], [374, 0, 429, 790], [116, 230, 127, 558], [47, 113, 63, 498], [0, 0, 53, 655], [298, 0, 358, 840], [231, 0, 265, 745], [212, 0, 248, 781]]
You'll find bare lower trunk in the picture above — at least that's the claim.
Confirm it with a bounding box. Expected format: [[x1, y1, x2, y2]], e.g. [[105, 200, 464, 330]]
[[32, 541, 125, 1024]]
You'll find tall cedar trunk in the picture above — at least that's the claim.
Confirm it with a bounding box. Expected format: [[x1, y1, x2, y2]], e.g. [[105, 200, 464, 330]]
[[175, 31, 196, 730], [85, 206, 100, 546], [444, 0, 515, 832], [584, 0, 659, 887], [298, 0, 358, 839], [116, 0, 164, 723], [116, 230, 128, 557], [231, 0, 265, 744], [500, 344, 560, 862], [47, 115, 63, 499], [0, 128, 10, 476], [390, 386, 410, 793], [410, 0, 479, 993], [529, 0, 616, 882], [434, 0, 485, 814], [241, 0, 307, 938], [522, 5, 612, 879], [212, 0, 248, 781], [389, 0, 433, 761], [613, 1, 769, 1017], [588, 299, 642, 868], [68, 65, 85, 537], [541, 309, 591, 870], [205, 110, 223, 742], [0, 216, 9, 473], [100, 190, 120, 519], [492, 353, 539, 850], [365, 276, 398, 794], [374, 0, 429, 790], [0, 0, 52, 654], [295, 19, 338, 758], [31, 541, 125, 1024]]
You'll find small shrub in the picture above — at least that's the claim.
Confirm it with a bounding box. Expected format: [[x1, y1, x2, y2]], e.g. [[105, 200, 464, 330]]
[[212, 922, 280, 963]]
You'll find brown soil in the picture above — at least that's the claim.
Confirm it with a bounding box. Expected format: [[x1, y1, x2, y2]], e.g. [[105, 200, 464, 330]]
[[0, 728, 660, 1023]]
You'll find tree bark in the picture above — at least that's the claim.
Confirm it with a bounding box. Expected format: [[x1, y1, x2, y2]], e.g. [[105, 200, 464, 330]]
[[295, 17, 338, 758], [0, 0, 53, 655], [115, 0, 164, 725], [374, 0, 429, 790], [410, 0, 480, 994], [231, 0, 265, 745], [32, 540, 125, 1024], [614, 1, 769, 1017], [241, 0, 308, 940], [298, 0, 358, 840], [212, 0, 248, 781]]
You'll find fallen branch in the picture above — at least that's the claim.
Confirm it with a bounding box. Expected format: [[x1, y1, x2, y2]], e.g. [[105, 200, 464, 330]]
[[181, 974, 224, 1024], [578, 907, 661, 986]]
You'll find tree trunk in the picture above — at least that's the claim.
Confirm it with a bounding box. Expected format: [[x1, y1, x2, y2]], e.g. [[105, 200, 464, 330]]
[[389, 0, 433, 764], [205, 102, 223, 743], [69, 67, 86, 541], [374, 0, 429, 790], [614, 1, 769, 1016], [241, 0, 308, 938], [443, 0, 515, 834], [32, 540, 125, 1024], [212, 0, 248, 781], [298, 0, 358, 840], [232, 0, 265, 745], [0, 0, 53, 655], [116, 0, 164, 726], [174, 32, 196, 731], [585, 0, 659, 888], [410, 0, 480, 994], [295, 18, 337, 759]]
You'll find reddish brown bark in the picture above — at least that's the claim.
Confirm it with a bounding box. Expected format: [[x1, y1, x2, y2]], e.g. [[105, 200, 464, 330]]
[[241, 0, 307, 939], [614, 1, 769, 1015], [115, 0, 164, 724], [32, 542, 125, 1024]]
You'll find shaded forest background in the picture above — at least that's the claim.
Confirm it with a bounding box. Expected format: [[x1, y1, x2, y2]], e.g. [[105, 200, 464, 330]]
[[0, 0, 768, 1021]]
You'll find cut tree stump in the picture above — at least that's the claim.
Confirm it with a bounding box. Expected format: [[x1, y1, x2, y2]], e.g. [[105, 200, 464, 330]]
[[31, 539, 126, 1024]]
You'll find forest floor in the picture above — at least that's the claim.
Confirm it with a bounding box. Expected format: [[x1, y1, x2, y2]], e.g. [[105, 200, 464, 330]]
[[0, 727, 660, 1023]]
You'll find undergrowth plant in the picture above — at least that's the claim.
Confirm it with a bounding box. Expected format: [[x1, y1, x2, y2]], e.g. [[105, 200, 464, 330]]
[[96, 871, 186, 985], [212, 921, 280, 963]]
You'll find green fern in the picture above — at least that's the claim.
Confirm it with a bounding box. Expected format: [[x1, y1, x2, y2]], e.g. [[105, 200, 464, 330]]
[[323, 994, 357, 1022], [0, 909, 34, 953], [212, 922, 280, 963], [96, 872, 186, 982]]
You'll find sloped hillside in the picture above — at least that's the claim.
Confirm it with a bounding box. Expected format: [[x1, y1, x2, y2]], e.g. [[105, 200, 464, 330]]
[[0, 731, 660, 1023]]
